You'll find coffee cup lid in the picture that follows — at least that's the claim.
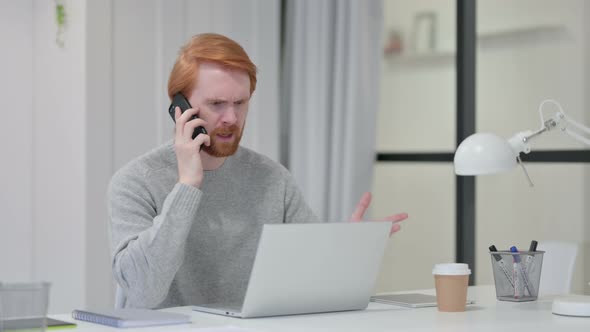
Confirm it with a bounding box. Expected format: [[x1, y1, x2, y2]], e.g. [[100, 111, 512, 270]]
[[432, 263, 471, 275]]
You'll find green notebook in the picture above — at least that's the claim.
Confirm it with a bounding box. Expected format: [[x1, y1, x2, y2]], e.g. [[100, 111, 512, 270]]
[[1, 317, 76, 330]]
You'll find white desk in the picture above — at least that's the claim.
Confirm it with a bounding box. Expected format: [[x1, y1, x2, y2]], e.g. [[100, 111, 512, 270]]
[[52, 286, 589, 331]]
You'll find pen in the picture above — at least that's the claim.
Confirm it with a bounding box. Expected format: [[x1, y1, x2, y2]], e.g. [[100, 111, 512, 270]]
[[489, 245, 515, 288], [510, 246, 522, 298], [524, 240, 538, 274], [511, 246, 535, 298], [528, 240, 538, 252]]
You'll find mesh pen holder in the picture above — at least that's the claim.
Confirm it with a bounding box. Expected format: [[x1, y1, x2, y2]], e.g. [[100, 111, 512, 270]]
[[0, 282, 51, 332], [489, 251, 544, 302]]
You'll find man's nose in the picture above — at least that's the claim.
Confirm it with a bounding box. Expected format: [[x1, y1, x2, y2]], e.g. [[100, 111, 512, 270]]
[[221, 107, 237, 125]]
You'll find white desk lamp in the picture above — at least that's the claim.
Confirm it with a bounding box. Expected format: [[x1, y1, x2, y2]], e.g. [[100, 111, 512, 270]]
[[453, 99, 590, 317], [454, 99, 590, 186]]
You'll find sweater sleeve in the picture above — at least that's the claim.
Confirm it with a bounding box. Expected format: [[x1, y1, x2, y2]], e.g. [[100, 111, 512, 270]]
[[283, 171, 320, 224], [108, 170, 202, 308]]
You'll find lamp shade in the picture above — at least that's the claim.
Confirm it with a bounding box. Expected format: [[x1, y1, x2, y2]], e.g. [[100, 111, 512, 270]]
[[454, 133, 517, 175]]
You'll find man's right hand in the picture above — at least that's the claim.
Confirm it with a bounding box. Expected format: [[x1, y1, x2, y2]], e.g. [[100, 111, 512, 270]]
[[174, 106, 211, 188]]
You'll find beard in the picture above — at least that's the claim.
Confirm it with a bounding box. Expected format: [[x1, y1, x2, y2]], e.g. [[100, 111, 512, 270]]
[[202, 124, 243, 157]]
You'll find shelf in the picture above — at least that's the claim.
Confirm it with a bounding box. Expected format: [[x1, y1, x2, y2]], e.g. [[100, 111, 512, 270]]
[[383, 24, 567, 65], [477, 23, 567, 41], [384, 50, 455, 65]]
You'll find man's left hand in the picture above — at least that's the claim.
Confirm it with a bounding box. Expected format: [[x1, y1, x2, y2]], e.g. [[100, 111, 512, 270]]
[[350, 192, 408, 235]]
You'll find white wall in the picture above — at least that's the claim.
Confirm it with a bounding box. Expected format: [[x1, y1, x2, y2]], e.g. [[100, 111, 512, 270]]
[[33, 0, 88, 313], [0, 0, 281, 313], [0, 0, 89, 313], [373, 164, 456, 292], [477, 0, 586, 149], [475, 0, 588, 294], [375, 0, 589, 293], [0, 0, 34, 283], [374, 0, 456, 292], [85, 0, 114, 311], [377, 0, 456, 153]]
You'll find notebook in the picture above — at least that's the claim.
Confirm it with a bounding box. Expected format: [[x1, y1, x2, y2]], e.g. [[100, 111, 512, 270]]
[[192, 222, 391, 318], [71, 308, 191, 328]]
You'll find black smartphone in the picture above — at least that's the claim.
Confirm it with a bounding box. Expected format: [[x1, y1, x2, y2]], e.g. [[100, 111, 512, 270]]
[[168, 93, 208, 139]]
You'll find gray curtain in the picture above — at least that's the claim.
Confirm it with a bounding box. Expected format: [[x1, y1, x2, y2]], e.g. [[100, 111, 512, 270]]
[[282, 0, 384, 221]]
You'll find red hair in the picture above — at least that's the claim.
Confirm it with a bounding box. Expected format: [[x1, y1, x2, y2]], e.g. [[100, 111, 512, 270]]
[[167, 33, 258, 100]]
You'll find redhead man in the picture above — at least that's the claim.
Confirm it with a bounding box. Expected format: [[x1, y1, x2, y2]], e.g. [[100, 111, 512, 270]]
[[109, 33, 407, 309]]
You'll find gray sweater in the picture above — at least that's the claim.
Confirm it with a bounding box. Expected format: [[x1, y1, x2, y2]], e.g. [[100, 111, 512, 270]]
[[108, 141, 318, 309]]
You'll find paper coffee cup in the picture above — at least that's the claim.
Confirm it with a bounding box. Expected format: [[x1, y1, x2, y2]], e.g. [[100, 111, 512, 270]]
[[432, 263, 471, 312]]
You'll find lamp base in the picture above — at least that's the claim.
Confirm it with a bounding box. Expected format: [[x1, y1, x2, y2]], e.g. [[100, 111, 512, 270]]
[[552, 295, 590, 317]]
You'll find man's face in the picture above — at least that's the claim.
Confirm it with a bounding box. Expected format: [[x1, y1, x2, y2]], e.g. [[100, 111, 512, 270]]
[[188, 62, 250, 157]]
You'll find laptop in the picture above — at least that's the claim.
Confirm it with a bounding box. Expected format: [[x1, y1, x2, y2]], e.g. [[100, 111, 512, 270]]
[[192, 222, 391, 318]]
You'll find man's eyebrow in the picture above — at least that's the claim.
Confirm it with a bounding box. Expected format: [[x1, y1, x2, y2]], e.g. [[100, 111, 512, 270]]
[[205, 97, 250, 103], [205, 98, 227, 103]]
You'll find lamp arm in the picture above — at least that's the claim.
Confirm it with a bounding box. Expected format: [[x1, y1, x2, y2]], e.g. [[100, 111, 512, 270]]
[[563, 127, 590, 145], [510, 100, 590, 154], [559, 112, 590, 135], [559, 113, 590, 145]]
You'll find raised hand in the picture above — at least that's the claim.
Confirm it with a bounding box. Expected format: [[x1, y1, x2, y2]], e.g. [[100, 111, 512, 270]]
[[174, 106, 211, 188], [350, 192, 408, 235]]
